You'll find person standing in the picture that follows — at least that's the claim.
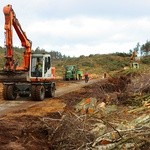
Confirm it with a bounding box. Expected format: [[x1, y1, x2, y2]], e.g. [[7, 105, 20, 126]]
[[84, 72, 89, 83]]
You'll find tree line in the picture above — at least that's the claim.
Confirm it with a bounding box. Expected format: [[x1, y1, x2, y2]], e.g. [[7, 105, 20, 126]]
[[0, 40, 150, 59], [34, 46, 70, 60], [0, 46, 70, 60], [129, 40, 150, 56]]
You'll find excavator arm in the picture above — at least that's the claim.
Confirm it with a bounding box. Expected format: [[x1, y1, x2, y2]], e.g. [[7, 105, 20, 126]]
[[3, 4, 32, 71], [130, 50, 136, 62]]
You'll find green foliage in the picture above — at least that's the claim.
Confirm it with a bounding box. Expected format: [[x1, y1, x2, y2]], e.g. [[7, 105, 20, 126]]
[[93, 55, 129, 72], [141, 40, 150, 55], [81, 61, 94, 67], [140, 56, 150, 64], [33, 47, 70, 60], [112, 52, 131, 57]]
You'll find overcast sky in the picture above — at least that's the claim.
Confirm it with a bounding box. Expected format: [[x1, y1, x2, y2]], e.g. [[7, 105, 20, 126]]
[[0, 0, 150, 57]]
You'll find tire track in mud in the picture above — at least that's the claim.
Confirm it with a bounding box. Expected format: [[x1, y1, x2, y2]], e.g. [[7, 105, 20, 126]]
[[0, 79, 100, 117]]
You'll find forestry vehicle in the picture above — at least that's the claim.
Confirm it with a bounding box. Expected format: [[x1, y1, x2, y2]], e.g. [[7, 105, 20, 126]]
[[0, 4, 56, 101]]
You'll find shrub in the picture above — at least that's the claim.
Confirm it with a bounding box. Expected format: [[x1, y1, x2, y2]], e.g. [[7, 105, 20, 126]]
[[141, 56, 150, 64]]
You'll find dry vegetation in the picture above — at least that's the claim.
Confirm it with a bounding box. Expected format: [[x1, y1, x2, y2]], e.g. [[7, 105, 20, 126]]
[[0, 71, 149, 150]]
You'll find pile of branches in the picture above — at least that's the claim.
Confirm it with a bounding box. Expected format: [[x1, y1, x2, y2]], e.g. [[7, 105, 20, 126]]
[[17, 112, 94, 150], [100, 75, 131, 93], [92, 126, 150, 150], [19, 112, 150, 150], [91, 114, 150, 150], [61, 75, 132, 106], [83, 75, 132, 105]]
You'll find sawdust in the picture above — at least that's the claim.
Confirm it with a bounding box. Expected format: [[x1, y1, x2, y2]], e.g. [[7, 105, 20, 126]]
[[5, 99, 66, 117]]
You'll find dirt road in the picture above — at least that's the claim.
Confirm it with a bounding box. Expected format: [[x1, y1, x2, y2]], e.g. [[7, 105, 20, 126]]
[[0, 78, 100, 117]]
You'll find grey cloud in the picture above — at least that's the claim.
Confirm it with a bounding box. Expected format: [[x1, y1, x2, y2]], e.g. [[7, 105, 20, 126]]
[[1, 0, 150, 57], [25, 0, 150, 19]]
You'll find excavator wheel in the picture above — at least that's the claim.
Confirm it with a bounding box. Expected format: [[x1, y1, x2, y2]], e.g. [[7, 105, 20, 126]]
[[45, 84, 55, 98], [7, 85, 17, 100], [2, 85, 9, 100], [50, 84, 55, 98], [31, 85, 37, 100], [35, 85, 45, 101]]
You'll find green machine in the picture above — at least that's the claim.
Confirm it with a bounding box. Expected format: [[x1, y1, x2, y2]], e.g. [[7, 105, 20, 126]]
[[63, 65, 83, 81]]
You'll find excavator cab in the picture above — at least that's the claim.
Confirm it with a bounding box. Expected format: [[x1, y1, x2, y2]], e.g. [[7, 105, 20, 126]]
[[29, 53, 55, 79]]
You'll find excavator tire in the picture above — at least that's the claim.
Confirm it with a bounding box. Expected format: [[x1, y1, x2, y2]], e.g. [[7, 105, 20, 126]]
[[2, 85, 8, 100], [45, 87, 51, 98], [7, 85, 17, 100], [35, 85, 45, 101], [31, 85, 37, 100], [50, 85, 55, 98], [45, 84, 55, 98]]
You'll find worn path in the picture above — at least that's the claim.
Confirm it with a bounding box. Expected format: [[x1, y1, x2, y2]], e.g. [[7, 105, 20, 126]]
[[0, 78, 101, 117]]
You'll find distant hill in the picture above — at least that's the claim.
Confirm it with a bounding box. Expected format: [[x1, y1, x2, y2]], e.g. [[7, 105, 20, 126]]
[[53, 53, 131, 77], [0, 46, 149, 78]]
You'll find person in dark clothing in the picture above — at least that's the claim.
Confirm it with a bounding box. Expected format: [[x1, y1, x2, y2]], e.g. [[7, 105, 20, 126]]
[[35, 58, 42, 77], [84, 72, 89, 83]]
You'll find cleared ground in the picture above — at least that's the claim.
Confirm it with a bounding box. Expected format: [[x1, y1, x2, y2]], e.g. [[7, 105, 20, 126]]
[[0, 74, 149, 150]]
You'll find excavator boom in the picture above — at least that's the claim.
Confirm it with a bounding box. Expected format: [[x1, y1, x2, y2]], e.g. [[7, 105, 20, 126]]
[[3, 4, 32, 71]]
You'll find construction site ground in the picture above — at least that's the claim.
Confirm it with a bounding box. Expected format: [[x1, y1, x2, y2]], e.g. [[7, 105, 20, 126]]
[[0, 73, 149, 150]]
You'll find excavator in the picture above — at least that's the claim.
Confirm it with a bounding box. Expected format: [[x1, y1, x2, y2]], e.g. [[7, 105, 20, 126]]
[[0, 4, 56, 101], [130, 50, 139, 69]]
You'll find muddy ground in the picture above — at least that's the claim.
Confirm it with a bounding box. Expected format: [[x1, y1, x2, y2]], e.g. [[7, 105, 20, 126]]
[[0, 74, 149, 150]]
